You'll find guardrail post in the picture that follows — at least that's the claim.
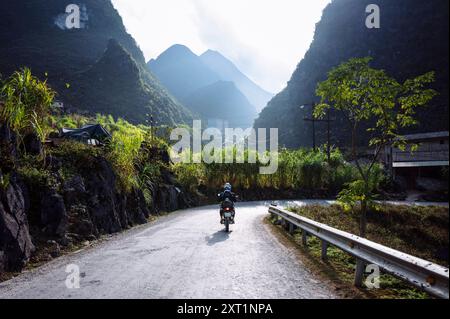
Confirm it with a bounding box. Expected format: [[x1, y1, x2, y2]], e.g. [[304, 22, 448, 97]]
[[274, 215, 281, 225], [302, 231, 308, 246], [289, 223, 295, 235], [354, 259, 365, 287], [321, 241, 328, 261]]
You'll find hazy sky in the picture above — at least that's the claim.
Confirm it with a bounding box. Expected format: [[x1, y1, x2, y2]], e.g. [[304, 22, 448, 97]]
[[111, 0, 331, 93]]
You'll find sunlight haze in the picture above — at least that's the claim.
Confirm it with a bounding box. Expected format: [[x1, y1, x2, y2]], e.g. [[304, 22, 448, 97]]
[[111, 0, 331, 93]]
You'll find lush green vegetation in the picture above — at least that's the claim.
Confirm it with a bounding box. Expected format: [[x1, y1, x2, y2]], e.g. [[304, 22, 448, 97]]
[[0, 68, 55, 144], [50, 114, 168, 194], [173, 147, 360, 195], [0, 68, 168, 195], [315, 57, 437, 236]]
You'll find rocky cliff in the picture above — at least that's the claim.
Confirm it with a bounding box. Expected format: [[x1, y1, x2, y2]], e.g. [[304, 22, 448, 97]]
[[0, 0, 191, 125], [255, 0, 449, 148], [0, 123, 193, 273]]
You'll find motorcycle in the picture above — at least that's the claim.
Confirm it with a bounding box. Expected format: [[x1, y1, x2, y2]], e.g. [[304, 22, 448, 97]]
[[220, 198, 236, 233]]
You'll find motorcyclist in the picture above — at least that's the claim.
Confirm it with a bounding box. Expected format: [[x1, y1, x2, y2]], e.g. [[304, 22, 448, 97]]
[[218, 183, 237, 224]]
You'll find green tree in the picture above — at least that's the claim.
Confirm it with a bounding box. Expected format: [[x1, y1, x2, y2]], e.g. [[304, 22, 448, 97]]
[[314, 57, 437, 237]]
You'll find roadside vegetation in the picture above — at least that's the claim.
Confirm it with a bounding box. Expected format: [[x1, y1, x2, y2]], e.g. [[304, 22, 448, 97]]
[[269, 203, 449, 299], [0, 68, 167, 196], [315, 57, 437, 237], [173, 147, 362, 197], [0, 68, 55, 144]]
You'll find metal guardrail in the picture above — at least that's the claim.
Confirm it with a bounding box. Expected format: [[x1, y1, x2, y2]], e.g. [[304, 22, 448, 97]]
[[268, 205, 449, 299]]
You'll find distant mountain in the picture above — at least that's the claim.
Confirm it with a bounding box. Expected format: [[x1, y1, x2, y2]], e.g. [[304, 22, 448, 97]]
[[148, 44, 261, 127], [255, 0, 449, 148], [200, 50, 273, 111], [184, 81, 257, 128], [0, 0, 191, 125], [147, 45, 221, 101]]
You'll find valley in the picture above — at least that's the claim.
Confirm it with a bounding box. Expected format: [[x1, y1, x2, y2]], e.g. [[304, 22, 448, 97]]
[[0, 0, 448, 301]]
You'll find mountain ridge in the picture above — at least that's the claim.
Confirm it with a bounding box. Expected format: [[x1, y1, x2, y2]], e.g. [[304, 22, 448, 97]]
[[0, 0, 191, 125], [184, 80, 257, 128], [64, 39, 190, 125], [148, 44, 260, 127], [199, 50, 273, 112], [147, 44, 221, 101], [254, 0, 449, 148]]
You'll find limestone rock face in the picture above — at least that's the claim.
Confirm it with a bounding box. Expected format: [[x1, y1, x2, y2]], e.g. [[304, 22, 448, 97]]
[[0, 174, 35, 272], [40, 192, 68, 238]]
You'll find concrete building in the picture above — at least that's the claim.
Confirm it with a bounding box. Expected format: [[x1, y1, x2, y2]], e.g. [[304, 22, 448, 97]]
[[384, 131, 449, 188]]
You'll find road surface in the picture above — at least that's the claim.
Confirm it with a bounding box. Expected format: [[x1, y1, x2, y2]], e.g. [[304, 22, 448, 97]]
[[0, 200, 340, 299], [0, 200, 446, 299]]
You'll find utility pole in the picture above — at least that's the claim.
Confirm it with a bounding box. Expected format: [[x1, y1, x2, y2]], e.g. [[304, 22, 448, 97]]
[[301, 103, 334, 161], [151, 115, 155, 143], [303, 118, 317, 151], [146, 113, 155, 143], [326, 109, 331, 162]]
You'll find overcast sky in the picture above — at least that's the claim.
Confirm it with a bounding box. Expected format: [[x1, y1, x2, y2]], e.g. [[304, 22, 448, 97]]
[[111, 0, 331, 93]]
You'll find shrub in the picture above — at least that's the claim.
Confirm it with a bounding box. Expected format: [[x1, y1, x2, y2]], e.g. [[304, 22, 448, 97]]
[[48, 140, 101, 171], [171, 147, 362, 193], [0, 68, 55, 143], [172, 162, 205, 192], [106, 121, 145, 192], [17, 163, 57, 190]]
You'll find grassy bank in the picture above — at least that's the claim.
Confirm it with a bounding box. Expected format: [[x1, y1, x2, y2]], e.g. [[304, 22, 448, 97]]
[[270, 204, 449, 299]]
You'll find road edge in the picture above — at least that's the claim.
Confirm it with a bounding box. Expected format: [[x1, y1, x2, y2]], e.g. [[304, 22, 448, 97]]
[[262, 216, 368, 299]]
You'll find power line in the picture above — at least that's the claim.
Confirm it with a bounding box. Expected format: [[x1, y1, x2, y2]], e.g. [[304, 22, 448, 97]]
[[301, 102, 335, 162]]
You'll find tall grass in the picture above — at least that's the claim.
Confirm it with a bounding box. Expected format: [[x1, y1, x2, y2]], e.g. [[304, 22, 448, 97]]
[[48, 112, 168, 193], [0, 68, 55, 143], [172, 146, 360, 193], [102, 117, 146, 192]]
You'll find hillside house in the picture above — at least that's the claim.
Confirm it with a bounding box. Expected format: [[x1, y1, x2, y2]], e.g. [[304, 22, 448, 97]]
[[384, 131, 449, 188], [52, 101, 64, 110]]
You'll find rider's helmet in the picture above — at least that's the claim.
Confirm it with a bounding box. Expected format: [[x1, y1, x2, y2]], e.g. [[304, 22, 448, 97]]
[[224, 183, 232, 191]]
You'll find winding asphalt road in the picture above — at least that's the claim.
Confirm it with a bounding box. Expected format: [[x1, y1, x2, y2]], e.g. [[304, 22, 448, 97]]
[[0, 200, 447, 299], [0, 200, 339, 299]]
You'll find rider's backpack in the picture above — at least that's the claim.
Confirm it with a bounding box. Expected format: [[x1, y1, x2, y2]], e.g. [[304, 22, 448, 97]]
[[223, 190, 232, 198]]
